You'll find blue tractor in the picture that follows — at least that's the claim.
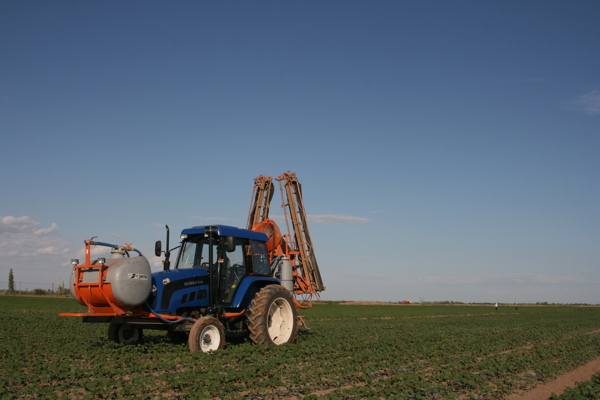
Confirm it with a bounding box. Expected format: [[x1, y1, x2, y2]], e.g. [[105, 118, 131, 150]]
[[63, 225, 298, 352], [61, 172, 323, 352]]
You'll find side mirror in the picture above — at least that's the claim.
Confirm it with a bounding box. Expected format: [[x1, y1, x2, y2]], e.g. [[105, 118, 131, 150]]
[[155, 241, 162, 257], [226, 236, 235, 253]]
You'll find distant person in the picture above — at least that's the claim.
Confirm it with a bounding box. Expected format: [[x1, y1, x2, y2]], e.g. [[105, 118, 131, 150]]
[[514, 303, 518, 310], [494, 303, 498, 311]]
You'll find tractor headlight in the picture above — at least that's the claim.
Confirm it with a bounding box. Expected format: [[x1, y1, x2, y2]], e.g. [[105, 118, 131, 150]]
[[98, 258, 106, 265], [71, 259, 79, 266]]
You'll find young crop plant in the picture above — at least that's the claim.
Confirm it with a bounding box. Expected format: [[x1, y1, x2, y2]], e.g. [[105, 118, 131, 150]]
[[1, 297, 598, 399]]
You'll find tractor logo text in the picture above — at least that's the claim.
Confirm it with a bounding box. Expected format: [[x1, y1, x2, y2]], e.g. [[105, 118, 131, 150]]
[[128, 273, 148, 280]]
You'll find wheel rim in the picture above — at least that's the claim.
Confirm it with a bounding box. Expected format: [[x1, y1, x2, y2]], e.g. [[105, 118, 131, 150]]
[[199, 325, 221, 352], [267, 297, 294, 345]]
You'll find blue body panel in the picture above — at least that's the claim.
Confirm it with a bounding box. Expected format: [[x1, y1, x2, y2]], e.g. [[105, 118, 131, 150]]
[[229, 276, 280, 309], [148, 269, 210, 313], [181, 225, 268, 241]]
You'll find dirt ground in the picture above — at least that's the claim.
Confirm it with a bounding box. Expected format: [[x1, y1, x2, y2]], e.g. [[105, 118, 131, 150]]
[[507, 356, 600, 400]]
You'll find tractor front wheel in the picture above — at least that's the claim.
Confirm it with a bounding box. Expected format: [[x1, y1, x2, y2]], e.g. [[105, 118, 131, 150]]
[[108, 322, 143, 344], [189, 317, 226, 352], [248, 284, 298, 345]]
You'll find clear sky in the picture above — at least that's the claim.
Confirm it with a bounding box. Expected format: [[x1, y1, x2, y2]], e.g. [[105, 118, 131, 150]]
[[1, 1, 599, 304]]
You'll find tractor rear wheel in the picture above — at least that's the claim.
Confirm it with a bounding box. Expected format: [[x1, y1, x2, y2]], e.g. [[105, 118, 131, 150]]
[[248, 284, 298, 345], [108, 322, 143, 344], [189, 317, 226, 352]]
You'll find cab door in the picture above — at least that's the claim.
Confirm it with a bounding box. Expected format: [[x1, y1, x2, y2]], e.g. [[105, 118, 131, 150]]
[[218, 238, 248, 304]]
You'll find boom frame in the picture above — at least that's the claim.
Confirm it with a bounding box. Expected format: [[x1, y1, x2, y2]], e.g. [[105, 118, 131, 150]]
[[247, 172, 325, 296]]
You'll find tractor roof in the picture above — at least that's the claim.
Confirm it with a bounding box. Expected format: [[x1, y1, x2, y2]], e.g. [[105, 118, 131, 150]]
[[180, 225, 268, 241]]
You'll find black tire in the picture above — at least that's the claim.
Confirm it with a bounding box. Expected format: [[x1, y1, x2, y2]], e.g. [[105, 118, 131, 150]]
[[108, 322, 143, 344], [188, 317, 226, 352], [247, 284, 298, 345]]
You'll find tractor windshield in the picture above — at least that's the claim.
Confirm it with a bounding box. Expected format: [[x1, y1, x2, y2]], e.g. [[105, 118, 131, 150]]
[[176, 238, 216, 270]]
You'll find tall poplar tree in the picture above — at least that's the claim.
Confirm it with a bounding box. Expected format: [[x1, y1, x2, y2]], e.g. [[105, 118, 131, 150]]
[[8, 269, 15, 293]]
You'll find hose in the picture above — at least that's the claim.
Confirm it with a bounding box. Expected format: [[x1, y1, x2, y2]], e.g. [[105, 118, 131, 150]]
[[87, 240, 143, 256], [144, 302, 196, 325]]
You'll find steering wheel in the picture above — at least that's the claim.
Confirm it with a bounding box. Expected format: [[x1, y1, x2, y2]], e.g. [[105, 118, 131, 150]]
[[230, 263, 245, 279]]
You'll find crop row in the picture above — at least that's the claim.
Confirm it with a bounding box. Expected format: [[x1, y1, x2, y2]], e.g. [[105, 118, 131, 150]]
[[551, 372, 600, 399], [0, 297, 598, 399]]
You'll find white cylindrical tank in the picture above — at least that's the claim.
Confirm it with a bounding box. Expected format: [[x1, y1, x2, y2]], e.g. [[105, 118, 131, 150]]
[[105, 256, 152, 307], [280, 256, 294, 292]]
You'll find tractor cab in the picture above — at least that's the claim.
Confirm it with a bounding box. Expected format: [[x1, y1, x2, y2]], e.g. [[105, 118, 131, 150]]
[[151, 225, 278, 317]]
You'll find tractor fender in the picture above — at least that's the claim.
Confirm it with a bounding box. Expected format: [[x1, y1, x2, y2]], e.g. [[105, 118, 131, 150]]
[[230, 276, 280, 309]]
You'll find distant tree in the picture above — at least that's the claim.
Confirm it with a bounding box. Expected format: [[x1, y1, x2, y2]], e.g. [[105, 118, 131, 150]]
[[57, 285, 70, 296], [8, 269, 15, 293]]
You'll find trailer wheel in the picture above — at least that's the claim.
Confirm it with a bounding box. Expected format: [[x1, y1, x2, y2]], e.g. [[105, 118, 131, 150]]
[[248, 284, 298, 345], [108, 322, 143, 344], [189, 317, 225, 353]]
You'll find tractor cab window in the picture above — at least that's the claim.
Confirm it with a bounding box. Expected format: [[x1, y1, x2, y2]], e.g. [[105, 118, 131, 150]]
[[176, 238, 215, 270], [250, 240, 270, 275]]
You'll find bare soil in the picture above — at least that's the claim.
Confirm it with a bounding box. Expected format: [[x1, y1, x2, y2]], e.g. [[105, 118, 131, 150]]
[[507, 356, 600, 400]]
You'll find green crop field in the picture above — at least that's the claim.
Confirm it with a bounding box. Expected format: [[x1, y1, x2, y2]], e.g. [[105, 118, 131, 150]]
[[0, 296, 598, 399]]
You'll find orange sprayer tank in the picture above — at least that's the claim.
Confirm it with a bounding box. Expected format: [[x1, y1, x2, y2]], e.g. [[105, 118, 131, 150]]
[[70, 248, 152, 312]]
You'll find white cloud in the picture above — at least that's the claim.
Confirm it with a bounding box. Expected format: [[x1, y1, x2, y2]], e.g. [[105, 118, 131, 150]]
[[575, 90, 600, 116], [261, 214, 370, 225], [308, 214, 370, 224], [191, 214, 370, 226], [110, 232, 125, 241], [0, 216, 69, 268], [0, 216, 56, 235], [34, 223, 58, 236], [35, 246, 69, 256]]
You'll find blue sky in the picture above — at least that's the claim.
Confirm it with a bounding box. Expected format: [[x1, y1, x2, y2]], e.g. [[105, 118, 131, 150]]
[[1, 1, 599, 304]]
